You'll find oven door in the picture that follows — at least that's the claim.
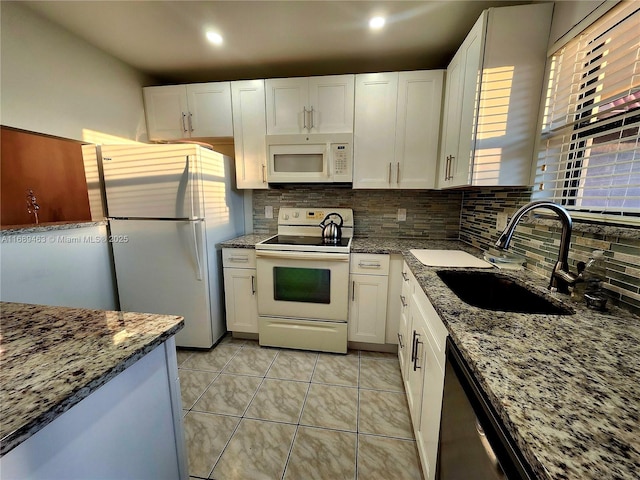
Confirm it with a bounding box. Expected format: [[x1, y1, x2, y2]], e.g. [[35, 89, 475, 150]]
[[256, 250, 349, 321]]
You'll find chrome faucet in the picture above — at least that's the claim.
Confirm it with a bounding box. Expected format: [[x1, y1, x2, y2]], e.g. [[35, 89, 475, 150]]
[[495, 200, 577, 293]]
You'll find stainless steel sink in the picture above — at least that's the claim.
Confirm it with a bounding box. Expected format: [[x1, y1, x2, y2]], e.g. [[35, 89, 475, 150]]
[[437, 270, 573, 315]]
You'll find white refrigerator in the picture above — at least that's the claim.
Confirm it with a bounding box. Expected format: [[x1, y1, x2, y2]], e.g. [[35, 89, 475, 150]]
[[100, 143, 244, 348]]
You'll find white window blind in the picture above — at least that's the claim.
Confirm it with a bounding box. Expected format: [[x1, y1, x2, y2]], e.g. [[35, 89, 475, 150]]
[[534, 1, 640, 222]]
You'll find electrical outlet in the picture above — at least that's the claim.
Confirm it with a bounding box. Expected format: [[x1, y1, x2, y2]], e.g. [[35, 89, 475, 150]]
[[496, 212, 508, 231], [398, 208, 407, 222], [265, 206, 273, 219]]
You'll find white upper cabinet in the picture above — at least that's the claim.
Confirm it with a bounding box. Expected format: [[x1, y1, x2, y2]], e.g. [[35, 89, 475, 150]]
[[143, 82, 233, 141], [438, 3, 553, 189], [231, 80, 268, 189], [265, 75, 354, 134], [353, 70, 444, 189]]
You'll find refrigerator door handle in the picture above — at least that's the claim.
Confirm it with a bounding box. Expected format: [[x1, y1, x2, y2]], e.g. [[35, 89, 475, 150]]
[[188, 155, 196, 220], [191, 220, 204, 281]]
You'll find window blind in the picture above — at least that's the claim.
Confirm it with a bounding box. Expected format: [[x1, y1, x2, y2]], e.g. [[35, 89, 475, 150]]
[[534, 1, 640, 221]]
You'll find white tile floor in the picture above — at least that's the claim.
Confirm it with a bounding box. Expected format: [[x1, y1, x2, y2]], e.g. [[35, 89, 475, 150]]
[[177, 335, 423, 480]]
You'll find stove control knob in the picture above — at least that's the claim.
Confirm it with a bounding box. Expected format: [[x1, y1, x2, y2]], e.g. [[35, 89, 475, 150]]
[[293, 211, 300, 218], [283, 214, 289, 220]]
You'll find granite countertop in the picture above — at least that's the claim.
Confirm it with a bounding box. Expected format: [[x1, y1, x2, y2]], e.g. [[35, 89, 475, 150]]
[[220, 233, 640, 479], [1, 220, 107, 236], [218, 233, 274, 248], [0, 302, 184, 456]]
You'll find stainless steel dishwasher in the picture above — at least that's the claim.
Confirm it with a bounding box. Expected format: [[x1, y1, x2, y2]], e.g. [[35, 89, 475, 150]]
[[437, 337, 536, 480]]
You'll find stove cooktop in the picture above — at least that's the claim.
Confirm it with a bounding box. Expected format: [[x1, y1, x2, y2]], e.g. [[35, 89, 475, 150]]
[[260, 235, 351, 248]]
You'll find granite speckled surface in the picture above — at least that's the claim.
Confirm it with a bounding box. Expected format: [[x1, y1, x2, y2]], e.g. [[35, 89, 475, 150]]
[[0, 302, 184, 456], [218, 234, 640, 480], [1, 221, 107, 236], [218, 233, 274, 249]]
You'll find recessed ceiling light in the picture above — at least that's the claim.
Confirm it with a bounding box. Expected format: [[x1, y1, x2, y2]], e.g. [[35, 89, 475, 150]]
[[369, 16, 386, 29], [206, 31, 223, 45]]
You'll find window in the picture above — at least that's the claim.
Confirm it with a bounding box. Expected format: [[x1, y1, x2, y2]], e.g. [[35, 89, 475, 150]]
[[534, 1, 640, 223]]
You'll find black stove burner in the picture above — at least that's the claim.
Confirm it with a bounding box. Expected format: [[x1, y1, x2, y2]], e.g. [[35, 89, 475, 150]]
[[262, 235, 350, 248]]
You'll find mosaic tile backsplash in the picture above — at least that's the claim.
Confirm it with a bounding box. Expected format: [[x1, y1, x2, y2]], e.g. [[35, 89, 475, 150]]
[[252, 187, 463, 239], [459, 187, 640, 314]]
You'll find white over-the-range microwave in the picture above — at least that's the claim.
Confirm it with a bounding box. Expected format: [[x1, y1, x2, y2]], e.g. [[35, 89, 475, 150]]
[[265, 133, 352, 183]]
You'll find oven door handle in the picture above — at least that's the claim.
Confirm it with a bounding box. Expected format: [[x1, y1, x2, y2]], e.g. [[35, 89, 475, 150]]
[[255, 250, 349, 262]]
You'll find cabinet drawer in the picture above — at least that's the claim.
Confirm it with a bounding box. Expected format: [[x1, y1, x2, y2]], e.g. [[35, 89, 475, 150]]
[[222, 248, 256, 268], [350, 254, 390, 275]]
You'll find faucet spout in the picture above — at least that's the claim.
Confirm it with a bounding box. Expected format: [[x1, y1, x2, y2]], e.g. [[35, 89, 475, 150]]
[[495, 200, 577, 293]]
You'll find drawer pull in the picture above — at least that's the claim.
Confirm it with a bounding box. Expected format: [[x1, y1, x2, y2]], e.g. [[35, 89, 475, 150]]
[[228, 256, 249, 263], [400, 295, 407, 308], [402, 271, 409, 281], [397, 332, 404, 349], [358, 262, 381, 269]]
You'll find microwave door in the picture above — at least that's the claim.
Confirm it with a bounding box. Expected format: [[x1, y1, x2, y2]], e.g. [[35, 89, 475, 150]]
[[268, 144, 328, 182]]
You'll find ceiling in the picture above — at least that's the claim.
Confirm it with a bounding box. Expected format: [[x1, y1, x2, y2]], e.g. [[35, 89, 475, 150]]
[[23, 0, 538, 84]]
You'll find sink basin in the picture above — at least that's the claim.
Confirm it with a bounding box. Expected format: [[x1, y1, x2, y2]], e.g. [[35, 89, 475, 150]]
[[437, 270, 573, 315]]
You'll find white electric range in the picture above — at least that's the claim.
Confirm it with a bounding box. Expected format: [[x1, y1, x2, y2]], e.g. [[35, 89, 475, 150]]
[[255, 208, 353, 353]]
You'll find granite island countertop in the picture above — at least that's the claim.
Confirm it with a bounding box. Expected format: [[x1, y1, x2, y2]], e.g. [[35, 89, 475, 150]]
[[220, 233, 640, 479], [0, 302, 184, 456]]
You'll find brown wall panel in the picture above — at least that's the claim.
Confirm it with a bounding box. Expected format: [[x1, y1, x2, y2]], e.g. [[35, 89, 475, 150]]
[[1, 127, 91, 226]]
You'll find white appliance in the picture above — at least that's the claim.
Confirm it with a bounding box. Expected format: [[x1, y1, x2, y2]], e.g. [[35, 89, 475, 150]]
[[99, 143, 245, 348], [255, 208, 353, 353], [265, 134, 352, 183]]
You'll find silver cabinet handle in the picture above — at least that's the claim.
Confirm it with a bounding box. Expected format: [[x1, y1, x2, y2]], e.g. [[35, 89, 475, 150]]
[[400, 295, 407, 308], [251, 275, 256, 295], [182, 113, 188, 133], [388, 163, 392, 184], [410, 330, 417, 363], [396, 162, 400, 184], [413, 332, 422, 371], [188, 112, 193, 132], [358, 261, 381, 269], [352, 280, 355, 301], [310, 106, 315, 129], [449, 155, 455, 180], [228, 256, 249, 263], [262, 164, 266, 183], [397, 332, 404, 349], [402, 271, 409, 281], [303, 106, 308, 130]]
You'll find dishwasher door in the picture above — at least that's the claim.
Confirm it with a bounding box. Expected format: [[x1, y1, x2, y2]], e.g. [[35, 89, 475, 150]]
[[437, 338, 536, 480]]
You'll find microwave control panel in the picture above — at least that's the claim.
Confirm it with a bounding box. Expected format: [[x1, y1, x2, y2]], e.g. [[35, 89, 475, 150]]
[[332, 143, 351, 178]]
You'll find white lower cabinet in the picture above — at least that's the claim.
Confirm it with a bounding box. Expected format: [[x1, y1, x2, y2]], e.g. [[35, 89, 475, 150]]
[[348, 254, 389, 344], [222, 249, 258, 334], [401, 260, 447, 480]]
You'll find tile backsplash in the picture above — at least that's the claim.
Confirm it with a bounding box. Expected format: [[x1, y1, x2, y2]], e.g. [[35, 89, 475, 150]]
[[252, 187, 463, 239], [460, 187, 640, 314]]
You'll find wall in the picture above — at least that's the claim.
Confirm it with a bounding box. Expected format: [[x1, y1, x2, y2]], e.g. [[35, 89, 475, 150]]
[[0, 1, 150, 143], [0, 225, 118, 310], [459, 187, 640, 315], [252, 187, 463, 238]]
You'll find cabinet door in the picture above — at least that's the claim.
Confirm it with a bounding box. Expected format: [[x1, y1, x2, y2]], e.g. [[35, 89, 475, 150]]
[[438, 49, 465, 188], [398, 262, 413, 379], [406, 293, 427, 425], [415, 335, 445, 480], [143, 85, 189, 141], [231, 80, 268, 189], [451, 13, 486, 187], [353, 72, 398, 189], [308, 75, 354, 133], [348, 273, 388, 344], [395, 71, 444, 189], [223, 267, 258, 333], [265, 78, 308, 134], [186, 82, 233, 137]]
